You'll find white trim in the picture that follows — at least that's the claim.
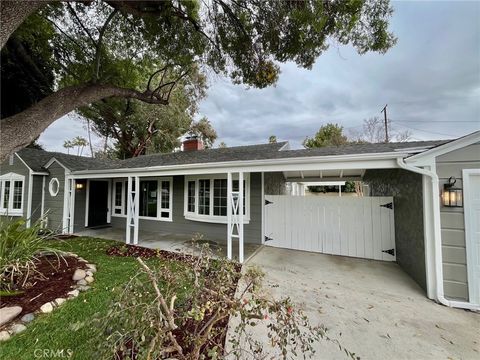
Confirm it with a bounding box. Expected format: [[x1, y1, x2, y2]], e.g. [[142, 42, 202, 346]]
[[41, 176, 46, 218], [239, 171, 244, 263], [184, 174, 250, 224], [463, 168, 480, 306], [261, 172, 265, 245], [26, 170, 33, 228], [84, 179, 90, 227], [69, 152, 403, 178], [62, 175, 69, 234], [44, 157, 70, 172], [407, 131, 480, 164], [48, 178, 60, 197], [14, 153, 33, 171], [107, 179, 112, 223], [227, 172, 232, 260]]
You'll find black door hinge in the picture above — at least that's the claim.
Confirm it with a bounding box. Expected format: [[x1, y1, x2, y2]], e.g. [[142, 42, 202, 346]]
[[264, 236, 273, 242], [380, 202, 393, 209], [382, 248, 395, 256], [265, 199, 273, 205]]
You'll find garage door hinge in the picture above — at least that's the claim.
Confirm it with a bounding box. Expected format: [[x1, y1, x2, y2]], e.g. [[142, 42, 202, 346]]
[[265, 199, 273, 205], [380, 202, 393, 209], [264, 236, 273, 242], [382, 248, 395, 256]]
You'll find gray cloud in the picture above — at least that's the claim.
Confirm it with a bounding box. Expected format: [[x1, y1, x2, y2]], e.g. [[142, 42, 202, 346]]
[[39, 1, 480, 152]]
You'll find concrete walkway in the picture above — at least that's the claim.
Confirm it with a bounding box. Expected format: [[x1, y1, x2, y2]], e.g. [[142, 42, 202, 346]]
[[231, 247, 479, 359]]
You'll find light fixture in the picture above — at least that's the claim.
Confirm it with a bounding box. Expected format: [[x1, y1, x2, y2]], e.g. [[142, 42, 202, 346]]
[[442, 176, 463, 207], [75, 182, 85, 190]]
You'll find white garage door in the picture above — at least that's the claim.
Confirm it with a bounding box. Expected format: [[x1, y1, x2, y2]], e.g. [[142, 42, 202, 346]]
[[264, 195, 396, 261]]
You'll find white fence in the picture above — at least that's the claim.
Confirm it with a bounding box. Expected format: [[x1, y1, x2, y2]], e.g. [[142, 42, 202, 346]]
[[264, 195, 396, 261]]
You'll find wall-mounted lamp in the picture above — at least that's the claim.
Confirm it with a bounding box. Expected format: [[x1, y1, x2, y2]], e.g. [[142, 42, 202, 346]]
[[442, 176, 463, 207], [75, 182, 85, 190]]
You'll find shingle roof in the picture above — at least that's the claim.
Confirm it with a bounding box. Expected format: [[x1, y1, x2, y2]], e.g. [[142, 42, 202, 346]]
[[17, 148, 119, 172], [16, 140, 449, 173]]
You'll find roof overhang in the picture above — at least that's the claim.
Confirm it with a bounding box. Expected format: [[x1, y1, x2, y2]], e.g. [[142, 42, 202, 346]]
[[44, 157, 71, 172], [68, 151, 408, 179]]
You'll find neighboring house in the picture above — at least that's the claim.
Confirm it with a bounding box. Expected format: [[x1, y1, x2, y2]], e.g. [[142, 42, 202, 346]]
[[0, 132, 479, 311]]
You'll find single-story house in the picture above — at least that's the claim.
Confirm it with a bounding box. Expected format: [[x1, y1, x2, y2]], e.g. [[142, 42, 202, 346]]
[[1, 131, 479, 311]]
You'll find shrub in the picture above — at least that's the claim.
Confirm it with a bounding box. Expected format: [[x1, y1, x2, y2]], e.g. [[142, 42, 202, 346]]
[[0, 217, 60, 290]]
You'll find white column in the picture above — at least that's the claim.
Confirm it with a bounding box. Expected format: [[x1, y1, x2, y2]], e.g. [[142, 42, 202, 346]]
[[227, 172, 233, 260], [126, 176, 132, 244], [133, 176, 140, 245], [69, 179, 75, 233], [239, 172, 244, 263]]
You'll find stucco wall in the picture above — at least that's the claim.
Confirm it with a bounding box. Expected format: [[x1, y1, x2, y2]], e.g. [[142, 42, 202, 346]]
[[264, 172, 286, 195], [0, 154, 31, 222], [436, 142, 480, 301], [364, 169, 426, 291]]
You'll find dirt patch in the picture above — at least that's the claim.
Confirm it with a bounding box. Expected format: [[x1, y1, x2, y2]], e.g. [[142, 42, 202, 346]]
[[1, 255, 87, 317]]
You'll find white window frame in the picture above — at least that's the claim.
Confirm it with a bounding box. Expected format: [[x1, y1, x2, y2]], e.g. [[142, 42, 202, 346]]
[[0, 172, 25, 216], [184, 174, 250, 224], [48, 178, 60, 197], [111, 177, 173, 222]]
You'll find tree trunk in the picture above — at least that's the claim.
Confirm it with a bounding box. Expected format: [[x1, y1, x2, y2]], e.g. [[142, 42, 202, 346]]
[[0, 1, 47, 49], [0, 83, 168, 161]]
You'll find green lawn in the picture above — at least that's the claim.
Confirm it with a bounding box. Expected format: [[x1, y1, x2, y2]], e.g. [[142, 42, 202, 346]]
[[0, 237, 193, 360]]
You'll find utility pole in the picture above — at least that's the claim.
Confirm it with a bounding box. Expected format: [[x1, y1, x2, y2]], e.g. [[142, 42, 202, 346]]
[[381, 104, 389, 143]]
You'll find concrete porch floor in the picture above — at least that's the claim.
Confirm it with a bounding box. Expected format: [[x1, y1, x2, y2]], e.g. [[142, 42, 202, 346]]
[[75, 226, 261, 261]]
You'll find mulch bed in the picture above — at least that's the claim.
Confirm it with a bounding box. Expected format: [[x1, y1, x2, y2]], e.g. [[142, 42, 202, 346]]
[[1, 255, 87, 317], [106, 243, 242, 359]]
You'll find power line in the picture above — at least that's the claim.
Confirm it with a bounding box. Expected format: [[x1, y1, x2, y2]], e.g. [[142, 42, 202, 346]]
[[393, 119, 479, 123], [391, 122, 456, 137]]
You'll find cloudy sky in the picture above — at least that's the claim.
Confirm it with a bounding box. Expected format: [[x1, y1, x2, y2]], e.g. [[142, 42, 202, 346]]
[[39, 0, 480, 153]]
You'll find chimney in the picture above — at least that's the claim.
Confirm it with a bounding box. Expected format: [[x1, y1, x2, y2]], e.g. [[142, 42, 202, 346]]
[[183, 135, 204, 152]]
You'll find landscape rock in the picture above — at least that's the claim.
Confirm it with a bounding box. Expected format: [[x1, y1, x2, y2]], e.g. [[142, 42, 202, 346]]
[[72, 269, 86, 281], [21, 313, 35, 323], [10, 324, 27, 334], [77, 279, 87, 286], [85, 276, 94, 284], [86, 270, 93, 276], [67, 289, 79, 298], [77, 285, 90, 292], [55, 298, 66, 306], [77, 257, 87, 263], [0, 306, 22, 327], [0, 331, 10, 341], [86, 264, 97, 272], [40, 302, 54, 313]]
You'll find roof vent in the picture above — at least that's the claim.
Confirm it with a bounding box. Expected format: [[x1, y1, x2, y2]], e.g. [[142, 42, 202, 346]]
[[183, 135, 204, 152]]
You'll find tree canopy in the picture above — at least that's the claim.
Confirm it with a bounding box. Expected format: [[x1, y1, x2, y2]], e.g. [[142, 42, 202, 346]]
[[0, 0, 396, 160], [303, 123, 349, 148]]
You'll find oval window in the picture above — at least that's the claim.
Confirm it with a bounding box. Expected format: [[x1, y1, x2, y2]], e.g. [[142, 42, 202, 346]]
[[49, 178, 60, 197]]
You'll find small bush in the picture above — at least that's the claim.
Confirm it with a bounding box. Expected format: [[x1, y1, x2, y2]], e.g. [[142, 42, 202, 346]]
[[0, 217, 60, 290]]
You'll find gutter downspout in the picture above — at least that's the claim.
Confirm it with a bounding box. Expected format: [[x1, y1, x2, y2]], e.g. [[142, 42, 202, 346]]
[[397, 158, 479, 311]]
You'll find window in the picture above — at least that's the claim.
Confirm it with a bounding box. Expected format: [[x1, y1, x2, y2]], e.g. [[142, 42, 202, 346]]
[[199, 179, 210, 215], [49, 178, 60, 197], [187, 181, 196, 212], [184, 175, 250, 223], [0, 173, 24, 216], [112, 178, 172, 221]]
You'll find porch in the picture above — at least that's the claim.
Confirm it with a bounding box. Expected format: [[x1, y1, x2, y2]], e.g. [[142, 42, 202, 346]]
[[74, 224, 261, 261]]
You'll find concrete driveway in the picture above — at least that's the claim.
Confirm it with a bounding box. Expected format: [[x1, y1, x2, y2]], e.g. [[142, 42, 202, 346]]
[[233, 247, 479, 359]]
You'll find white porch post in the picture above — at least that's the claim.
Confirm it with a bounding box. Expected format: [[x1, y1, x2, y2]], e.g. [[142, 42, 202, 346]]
[[126, 176, 139, 245], [63, 178, 75, 234], [239, 172, 244, 263], [227, 172, 233, 260]]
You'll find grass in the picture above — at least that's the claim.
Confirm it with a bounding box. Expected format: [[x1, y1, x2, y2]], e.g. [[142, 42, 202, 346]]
[[0, 237, 195, 360]]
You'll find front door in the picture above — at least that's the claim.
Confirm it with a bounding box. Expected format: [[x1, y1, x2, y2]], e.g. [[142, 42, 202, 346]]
[[464, 169, 480, 305], [88, 181, 109, 227]]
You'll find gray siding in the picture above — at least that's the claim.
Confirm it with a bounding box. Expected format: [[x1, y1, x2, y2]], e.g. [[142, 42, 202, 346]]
[[0, 154, 31, 222], [30, 175, 44, 223], [109, 173, 263, 244], [364, 169, 426, 291], [73, 185, 87, 232], [437, 143, 480, 301], [43, 163, 66, 232]]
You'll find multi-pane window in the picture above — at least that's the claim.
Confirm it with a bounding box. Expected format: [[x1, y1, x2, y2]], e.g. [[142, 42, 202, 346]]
[[198, 179, 210, 215], [213, 179, 227, 216], [13, 181, 22, 209], [112, 178, 171, 220], [187, 181, 196, 212], [0, 175, 24, 215], [185, 176, 249, 221], [139, 180, 158, 218]]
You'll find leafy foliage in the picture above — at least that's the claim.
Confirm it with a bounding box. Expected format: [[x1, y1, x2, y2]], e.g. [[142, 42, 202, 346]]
[[303, 123, 349, 148], [0, 217, 58, 290]]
